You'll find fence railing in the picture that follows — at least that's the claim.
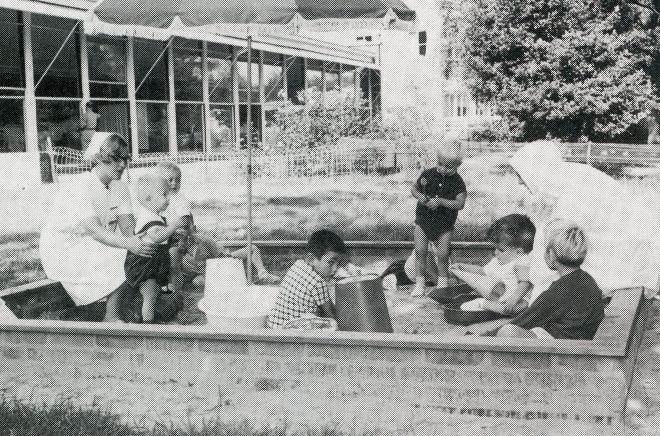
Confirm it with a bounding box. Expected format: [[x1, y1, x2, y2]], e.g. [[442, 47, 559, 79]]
[[47, 141, 660, 182]]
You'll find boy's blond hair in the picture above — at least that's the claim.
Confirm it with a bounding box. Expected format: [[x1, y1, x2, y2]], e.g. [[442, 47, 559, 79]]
[[544, 219, 587, 267], [136, 174, 169, 205], [436, 139, 463, 166], [156, 161, 181, 177]]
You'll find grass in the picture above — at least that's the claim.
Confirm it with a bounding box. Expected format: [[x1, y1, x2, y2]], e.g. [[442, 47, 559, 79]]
[[1, 152, 658, 291], [0, 396, 377, 436]]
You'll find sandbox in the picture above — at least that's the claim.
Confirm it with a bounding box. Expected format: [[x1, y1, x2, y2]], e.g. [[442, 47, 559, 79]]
[[0, 274, 648, 431]]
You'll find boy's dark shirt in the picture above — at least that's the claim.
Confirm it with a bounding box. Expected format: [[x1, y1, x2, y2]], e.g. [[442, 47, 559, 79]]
[[415, 168, 466, 239], [510, 269, 604, 340]]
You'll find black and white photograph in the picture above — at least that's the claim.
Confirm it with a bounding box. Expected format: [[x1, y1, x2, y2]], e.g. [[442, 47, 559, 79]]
[[0, 0, 659, 434]]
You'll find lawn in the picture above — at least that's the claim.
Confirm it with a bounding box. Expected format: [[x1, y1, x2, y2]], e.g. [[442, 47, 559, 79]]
[[2, 152, 659, 290]]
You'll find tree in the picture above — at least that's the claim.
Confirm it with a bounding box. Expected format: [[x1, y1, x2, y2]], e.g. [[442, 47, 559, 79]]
[[458, 0, 660, 142]]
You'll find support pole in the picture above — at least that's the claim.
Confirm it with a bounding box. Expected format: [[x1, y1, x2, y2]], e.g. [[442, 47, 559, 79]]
[[126, 36, 139, 157], [246, 36, 253, 284], [167, 41, 177, 157], [22, 12, 38, 153]]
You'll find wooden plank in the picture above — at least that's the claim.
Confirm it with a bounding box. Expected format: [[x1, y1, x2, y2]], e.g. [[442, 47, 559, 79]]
[[592, 287, 645, 353]]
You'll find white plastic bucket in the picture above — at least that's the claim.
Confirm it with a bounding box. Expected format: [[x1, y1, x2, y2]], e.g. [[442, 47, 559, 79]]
[[199, 285, 280, 329], [204, 257, 247, 301]]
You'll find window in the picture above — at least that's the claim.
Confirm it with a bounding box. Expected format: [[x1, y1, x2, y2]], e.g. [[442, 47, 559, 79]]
[[0, 8, 24, 152], [419, 31, 427, 56], [88, 36, 127, 98]]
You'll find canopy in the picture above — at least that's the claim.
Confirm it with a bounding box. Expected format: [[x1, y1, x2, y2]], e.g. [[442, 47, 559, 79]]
[[93, 0, 415, 30]]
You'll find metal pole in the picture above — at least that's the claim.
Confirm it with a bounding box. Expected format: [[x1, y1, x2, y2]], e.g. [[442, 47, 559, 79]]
[[246, 36, 253, 284]]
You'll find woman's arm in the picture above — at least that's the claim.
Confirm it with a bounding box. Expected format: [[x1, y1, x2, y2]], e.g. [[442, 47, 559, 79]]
[[81, 215, 156, 256]]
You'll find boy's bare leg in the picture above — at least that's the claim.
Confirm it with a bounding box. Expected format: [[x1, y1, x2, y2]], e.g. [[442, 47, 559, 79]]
[[103, 281, 130, 322], [496, 324, 537, 338], [434, 230, 452, 288], [191, 274, 205, 292], [412, 225, 429, 296], [140, 279, 159, 323], [230, 245, 280, 284], [169, 246, 185, 294]]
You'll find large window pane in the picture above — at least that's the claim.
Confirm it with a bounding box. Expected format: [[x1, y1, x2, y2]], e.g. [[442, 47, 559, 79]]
[[88, 36, 127, 98], [96, 101, 130, 140], [176, 104, 203, 151], [0, 98, 25, 152], [208, 44, 232, 103], [239, 104, 261, 147], [341, 66, 357, 95], [32, 14, 80, 98], [0, 9, 23, 89], [209, 105, 233, 151], [237, 51, 259, 103], [325, 62, 340, 92], [306, 59, 323, 91], [134, 39, 168, 101], [263, 52, 284, 103], [285, 56, 304, 104], [38, 100, 80, 150], [137, 102, 168, 153], [173, 39, 202, 102]]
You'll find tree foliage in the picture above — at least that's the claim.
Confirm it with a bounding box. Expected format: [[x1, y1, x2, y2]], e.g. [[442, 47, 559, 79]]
[[272, 88, 384, 151], [460, 0, 660, 142]]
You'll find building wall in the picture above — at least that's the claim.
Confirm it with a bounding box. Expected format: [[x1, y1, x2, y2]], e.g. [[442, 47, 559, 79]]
[[302, 0, 497, 137]]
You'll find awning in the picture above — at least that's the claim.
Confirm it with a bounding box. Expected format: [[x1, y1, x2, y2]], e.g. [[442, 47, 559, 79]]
[[0, 0, 96, 19], [93, 0, 415, 29]]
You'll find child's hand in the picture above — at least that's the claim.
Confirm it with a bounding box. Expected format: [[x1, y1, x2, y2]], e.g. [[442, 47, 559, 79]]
[[499, 297, 518, 314], [345, 263, 363, 276], [425, 196, 442, 210], [450, 263, 465, 271]]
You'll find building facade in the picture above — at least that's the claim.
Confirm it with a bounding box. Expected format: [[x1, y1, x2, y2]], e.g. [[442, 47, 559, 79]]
[[0, 0, 382, 157]]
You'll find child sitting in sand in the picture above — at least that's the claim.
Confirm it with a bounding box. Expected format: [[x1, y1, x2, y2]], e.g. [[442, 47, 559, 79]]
[[124, 175, 187, 323], [156, 161, 280, 293], [451, 214, 535, 315], [495, 220, 605, 339], [180, 233, 280, 290], [268, 229, 347, 328]]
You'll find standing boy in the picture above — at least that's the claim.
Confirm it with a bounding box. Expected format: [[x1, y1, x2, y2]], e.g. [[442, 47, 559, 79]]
[[268, 229, 347, 328], [410, 139, 467, 296]]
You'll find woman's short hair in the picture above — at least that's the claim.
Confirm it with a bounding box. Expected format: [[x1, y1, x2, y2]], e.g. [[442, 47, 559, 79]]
[[544, 219, 587, 267], [436, 139, 463, 166], [87, 133, 130, 167]]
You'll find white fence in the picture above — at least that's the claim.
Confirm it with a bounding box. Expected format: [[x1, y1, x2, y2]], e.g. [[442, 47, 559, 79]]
[[47, 140, 660, 183]]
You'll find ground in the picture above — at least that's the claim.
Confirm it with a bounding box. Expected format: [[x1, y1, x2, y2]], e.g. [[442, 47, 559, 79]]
[[3, 155, 660, 434]]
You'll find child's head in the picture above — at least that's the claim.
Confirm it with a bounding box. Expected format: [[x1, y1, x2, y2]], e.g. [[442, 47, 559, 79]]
[[486, 214, 536, 265], [544, 219, 587, 269], [305, 229, 347, 280], [136, 174, 170, 214], [156, 161, 182, 193], [435, 139, 463, 176]]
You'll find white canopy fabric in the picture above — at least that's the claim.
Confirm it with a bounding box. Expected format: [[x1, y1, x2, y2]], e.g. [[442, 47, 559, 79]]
[[93, 0, 415, 29]]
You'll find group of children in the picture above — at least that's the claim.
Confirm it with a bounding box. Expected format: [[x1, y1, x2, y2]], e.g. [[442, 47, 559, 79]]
[[125, 162, 280, 324], [404, 139, 604, 339], [125, 139, 605, 339]]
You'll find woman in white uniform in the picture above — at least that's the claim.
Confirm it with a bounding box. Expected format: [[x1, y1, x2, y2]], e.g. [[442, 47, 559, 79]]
[[40, 132, 156, 322], [509, 141, 660, 301]]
